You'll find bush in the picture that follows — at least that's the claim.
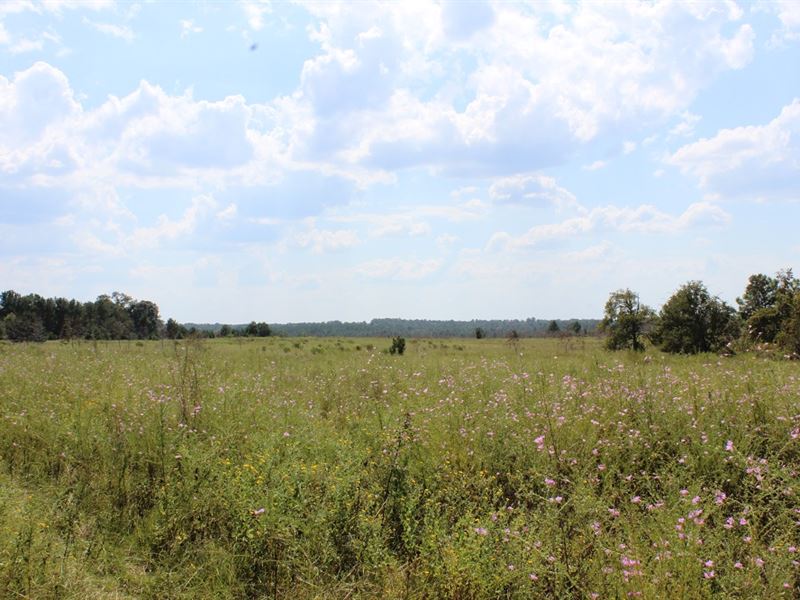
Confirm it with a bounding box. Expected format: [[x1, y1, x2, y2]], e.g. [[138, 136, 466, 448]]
[[389, 336, 406, 355], [654, 281, 739, 354]]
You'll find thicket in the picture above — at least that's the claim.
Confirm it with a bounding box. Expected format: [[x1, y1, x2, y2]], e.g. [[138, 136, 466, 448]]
[[601, 269, 800, 356]]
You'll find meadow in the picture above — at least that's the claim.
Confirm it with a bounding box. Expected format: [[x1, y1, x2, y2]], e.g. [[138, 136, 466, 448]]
[[0, 336, 798, 599]]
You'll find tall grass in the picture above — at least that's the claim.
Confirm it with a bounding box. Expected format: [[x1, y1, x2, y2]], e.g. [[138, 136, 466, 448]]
[[0, 337, 798, 598]]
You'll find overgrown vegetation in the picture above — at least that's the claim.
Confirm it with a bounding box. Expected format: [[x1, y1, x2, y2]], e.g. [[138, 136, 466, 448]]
[[601, 269, 800, 356], [1, 337, 799, 598]]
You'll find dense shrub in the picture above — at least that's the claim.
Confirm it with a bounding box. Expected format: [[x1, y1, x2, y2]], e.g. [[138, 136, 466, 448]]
[[653, 281, 739, 354]]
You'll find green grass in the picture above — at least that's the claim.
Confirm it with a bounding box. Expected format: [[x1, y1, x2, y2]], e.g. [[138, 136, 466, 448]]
[[0, 336, 798, 598]]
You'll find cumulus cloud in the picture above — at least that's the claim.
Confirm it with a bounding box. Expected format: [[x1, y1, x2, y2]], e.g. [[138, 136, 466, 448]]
[[489, 174, 581, 211], [290, 1, 756, 175], [129, 195, 217, 249], [241, 0, 272, 31], [668, 99, 800, 202], [759, 0, 800, 45], [488, 201, 731, 251]]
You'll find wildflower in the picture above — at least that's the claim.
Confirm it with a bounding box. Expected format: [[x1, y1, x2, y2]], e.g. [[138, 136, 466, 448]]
[[544, 477, 556, 487], [704, 560, 714, 568], [714, 491, 726, 505], [725, 440, 734, 452], [631, 495, 641, 504], [754, 557, 764, 567], [680, 489, 689, 497], [734, 561, 743, 569], [529, 573, 538, 581], [703, 570, 715, 579], [692, 495, 701, 505], [474, 527, 488, 536]]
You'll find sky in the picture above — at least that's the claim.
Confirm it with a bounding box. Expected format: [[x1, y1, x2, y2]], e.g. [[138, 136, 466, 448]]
[[1, 0, 799, 323]]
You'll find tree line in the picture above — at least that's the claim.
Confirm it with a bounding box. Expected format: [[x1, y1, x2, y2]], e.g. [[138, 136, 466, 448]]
[[187, 318, 598, 338], [0, 290, 272, 342], [600, 268, 800, 355]]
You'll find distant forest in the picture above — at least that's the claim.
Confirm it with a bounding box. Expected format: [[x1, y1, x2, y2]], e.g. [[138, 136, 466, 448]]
[[0, 289, 597, 342], [187, 318, 600, 338]]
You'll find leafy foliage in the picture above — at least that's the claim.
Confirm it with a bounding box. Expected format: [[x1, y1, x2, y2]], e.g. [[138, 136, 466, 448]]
[[653, 281, 739, 354], [389, 336, 406, 355], [737, 273, 778, 320], [0, 289, 163, 341], [599, 289, 655, 351], [244, 321, 272, 337]]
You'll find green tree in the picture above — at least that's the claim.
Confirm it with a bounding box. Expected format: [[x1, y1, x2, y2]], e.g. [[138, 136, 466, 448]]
[[547, 320, 560, 334], [654, 281, 739, 354], [219, 324, 233, 337], [3, 313, 47, 342], [741, 269, 798, 344], [776, 291, 800, 354], [129, 300, 162, 339], [737, 273, 778, 320], [166, 318, 184, 339], [475, 327, 485, 339], [571, 321, 582, 335], [599, 289, 655, 351]]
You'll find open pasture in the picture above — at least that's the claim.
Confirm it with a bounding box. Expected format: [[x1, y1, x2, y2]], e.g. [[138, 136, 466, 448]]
[[0, 337, 799, 598]]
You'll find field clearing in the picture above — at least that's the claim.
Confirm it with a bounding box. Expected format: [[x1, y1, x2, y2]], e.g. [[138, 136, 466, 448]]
[[0, 337, 799, 599]]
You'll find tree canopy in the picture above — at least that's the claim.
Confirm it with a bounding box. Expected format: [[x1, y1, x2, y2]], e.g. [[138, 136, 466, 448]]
[[652, 281, 739, 354], [599, 289, 655, 351]]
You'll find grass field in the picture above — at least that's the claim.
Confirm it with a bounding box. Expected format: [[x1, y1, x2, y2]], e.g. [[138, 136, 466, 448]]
[[0, 336, 798, 598]]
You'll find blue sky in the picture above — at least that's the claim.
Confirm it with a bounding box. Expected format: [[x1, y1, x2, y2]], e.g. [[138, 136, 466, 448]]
[[1, 1, 799, 323]]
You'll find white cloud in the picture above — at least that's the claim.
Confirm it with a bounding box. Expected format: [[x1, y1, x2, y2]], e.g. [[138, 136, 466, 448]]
[[356, 257, 442, 280], [130, 195, 216, 248], [8, 37, 44, 53], [83, 18, 135, 42], [668, 99, 800, 202], [669, 111, 702, 139], [758, 0, 800, 45], [180, 19, 203, 39], [242, 0, 272, 31], [216, 203, 237, 220], [623, 141, 637, 155], [489, 174, 581, 211], [293, 226, 359, 253], [583, 160, 607, 171], [0, 63, 81, 179], [489, 201, 730, 251], [289, 1, 756, 176]]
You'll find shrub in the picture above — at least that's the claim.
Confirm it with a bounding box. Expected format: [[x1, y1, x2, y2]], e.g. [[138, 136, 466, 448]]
[[389, 336, 406, 355], [654, 281, 739, 354]]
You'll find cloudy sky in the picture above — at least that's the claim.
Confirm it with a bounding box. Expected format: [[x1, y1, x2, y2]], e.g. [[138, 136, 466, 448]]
[[1, 1, 798, 323]]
